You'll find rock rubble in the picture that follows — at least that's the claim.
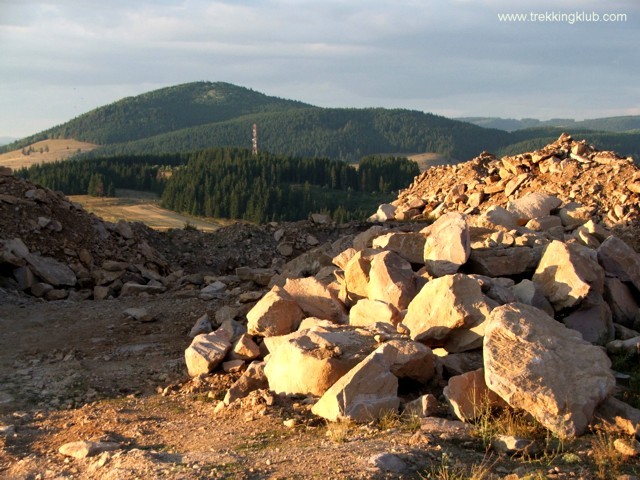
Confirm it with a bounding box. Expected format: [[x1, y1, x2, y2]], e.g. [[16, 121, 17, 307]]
[[183, 135, 640, 441]]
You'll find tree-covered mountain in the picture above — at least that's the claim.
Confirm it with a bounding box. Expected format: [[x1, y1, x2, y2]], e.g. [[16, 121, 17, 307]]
[[1, 82, 311, 150], [2, 81, 639, 164]]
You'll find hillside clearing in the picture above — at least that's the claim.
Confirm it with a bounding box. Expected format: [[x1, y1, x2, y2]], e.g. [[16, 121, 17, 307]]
[[70, 190, 229, 232], [0, 139, 98, 171]]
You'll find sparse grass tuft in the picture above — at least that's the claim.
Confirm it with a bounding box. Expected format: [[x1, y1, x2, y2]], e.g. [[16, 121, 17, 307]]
[[420, 453, 496, 480], [590, 428, 624, 480], [376, 408, 421, 433], [325, 419, 352, 443]]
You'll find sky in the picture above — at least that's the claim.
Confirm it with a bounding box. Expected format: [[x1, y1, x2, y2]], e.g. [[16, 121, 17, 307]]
[[0, 0, 638, 139]]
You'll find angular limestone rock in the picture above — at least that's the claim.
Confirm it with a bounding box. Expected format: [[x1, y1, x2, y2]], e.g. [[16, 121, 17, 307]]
[[25, 253, 76, 287], [403, 274, 491, 349], [349, 299, 401, 327], [384, 339, 436, 384], [468, 247, 538, 277], [511, 279, 555, 317], [443, 368, 506, 422], [246, 286, 304, 337], [263, 325, 377, 396], [372, 232, 426, 265], [423, 212, 470, 277], [185, 330, 232, 377], [228, 333, 261, 361], [283, 277, 347, 323], [484, 303, 615, 438], [532, 241, 604, 311], [598, 236, 640, 291], [604, 277, 639, 328], [594, 397, 640, 437], [311, 343, 399, 422], [343, 248, 382, 300], [367, 250, 416, 310], [562, 292, 614, 345], [506, 192, 562, 223]]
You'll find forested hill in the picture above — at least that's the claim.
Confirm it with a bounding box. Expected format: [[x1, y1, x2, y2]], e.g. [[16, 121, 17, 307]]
[[0, 81, 511, 162], [3, 82, 311, 149]]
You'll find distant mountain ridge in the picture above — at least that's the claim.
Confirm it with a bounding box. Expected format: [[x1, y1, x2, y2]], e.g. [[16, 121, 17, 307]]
[[458, 116, 640, 133], [2, 82, 639, 163]]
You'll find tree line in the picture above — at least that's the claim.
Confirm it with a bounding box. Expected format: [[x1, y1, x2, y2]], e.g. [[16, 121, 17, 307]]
[[17, 148, 420, 223]]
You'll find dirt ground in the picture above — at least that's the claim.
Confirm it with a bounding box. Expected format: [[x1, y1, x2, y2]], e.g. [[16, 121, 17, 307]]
[[1, 288, 637, 480]]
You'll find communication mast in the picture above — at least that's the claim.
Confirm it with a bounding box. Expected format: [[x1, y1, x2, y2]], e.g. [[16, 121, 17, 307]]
[[252, 123, 258, 156]]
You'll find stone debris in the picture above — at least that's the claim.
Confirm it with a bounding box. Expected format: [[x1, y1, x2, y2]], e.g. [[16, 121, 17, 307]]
[[175, 136, 639, 440], [5, 135, 640, 450]]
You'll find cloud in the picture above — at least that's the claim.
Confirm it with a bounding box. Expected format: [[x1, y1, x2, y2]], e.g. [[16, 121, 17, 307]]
[[0, 0, 639, 137]]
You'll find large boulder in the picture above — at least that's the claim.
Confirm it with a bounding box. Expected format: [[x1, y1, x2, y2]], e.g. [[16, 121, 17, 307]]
[[597, 236, 640, 291], [282, 277, 347, 323], [311, 343, 399, 422], [423, 212, 470, 277], [263, 325, 377, 396], [367, 250, 416, 310], [246, 286, 305, 337], [484, 303, 616, 438], [532, 241, 604, 311], [185, 330, 232, 377], [402, 274, 492, 351]]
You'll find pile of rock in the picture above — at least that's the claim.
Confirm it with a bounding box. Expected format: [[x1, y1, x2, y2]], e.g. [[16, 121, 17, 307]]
[[374, 134, 640, 250], [0, 170, 174, 300], [187, 178, 640, 440]]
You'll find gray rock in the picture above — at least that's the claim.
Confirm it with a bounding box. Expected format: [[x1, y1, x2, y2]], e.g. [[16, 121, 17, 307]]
[[367, 453, 408, 474], [25, 253, 76, 287], [604, 278, 639, 328], [189, 313, 213, 337], [598, 236, 640, 291], [119, 282, 166, 297], [563, 292, 614, 345]]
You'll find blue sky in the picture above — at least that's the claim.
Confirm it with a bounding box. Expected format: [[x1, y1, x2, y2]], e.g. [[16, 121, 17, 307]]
[[0, 0, 638, 138]]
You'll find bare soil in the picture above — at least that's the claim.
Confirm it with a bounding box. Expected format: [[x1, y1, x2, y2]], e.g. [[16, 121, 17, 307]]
[[1, 289, 636, 479]]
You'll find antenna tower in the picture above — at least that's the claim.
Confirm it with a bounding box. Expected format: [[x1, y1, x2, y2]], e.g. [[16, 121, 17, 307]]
[[252, 123, 258, 156]]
